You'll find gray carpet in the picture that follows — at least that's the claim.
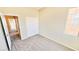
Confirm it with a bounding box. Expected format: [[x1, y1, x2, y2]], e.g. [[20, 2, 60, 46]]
[[11, 35, 73, 51]]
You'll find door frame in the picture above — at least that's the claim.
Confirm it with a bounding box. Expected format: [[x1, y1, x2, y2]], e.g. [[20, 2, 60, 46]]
[[3, 14, 21, 39]]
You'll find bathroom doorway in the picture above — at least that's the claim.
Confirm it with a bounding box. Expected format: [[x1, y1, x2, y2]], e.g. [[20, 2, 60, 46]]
[[4, 15, 21, 40]]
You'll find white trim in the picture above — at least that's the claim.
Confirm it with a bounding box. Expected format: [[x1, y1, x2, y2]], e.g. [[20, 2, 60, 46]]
[[40, 34, 78, 51]]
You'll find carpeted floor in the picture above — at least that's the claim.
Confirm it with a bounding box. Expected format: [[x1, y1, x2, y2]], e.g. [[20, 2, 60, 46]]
[[11, 35, 73, 51]]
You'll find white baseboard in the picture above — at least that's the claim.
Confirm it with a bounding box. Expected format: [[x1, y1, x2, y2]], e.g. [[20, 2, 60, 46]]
[[40, 34, 77, 51]]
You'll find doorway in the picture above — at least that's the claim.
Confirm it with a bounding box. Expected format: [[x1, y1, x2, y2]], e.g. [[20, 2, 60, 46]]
[[4, 15, 21, 40]]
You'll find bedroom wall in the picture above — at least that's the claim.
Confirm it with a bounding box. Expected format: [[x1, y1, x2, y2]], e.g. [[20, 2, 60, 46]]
[[0, 7, 39, 40], [39, 8, 79, 50], [39, 8, 69, 38]]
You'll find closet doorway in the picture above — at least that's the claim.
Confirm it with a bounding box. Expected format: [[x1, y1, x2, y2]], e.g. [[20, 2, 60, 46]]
[[4, 15, 21, 40]]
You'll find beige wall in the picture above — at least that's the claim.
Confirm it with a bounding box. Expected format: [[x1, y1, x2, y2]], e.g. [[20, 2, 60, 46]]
[[0, 7, 38, 17], [39, 8, 69, 38], [39, 8, 79, 50]]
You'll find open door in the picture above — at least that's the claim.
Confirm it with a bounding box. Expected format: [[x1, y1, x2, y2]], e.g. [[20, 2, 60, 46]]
[[0, 17, 8, 50], [1, 15, 11, 50]]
